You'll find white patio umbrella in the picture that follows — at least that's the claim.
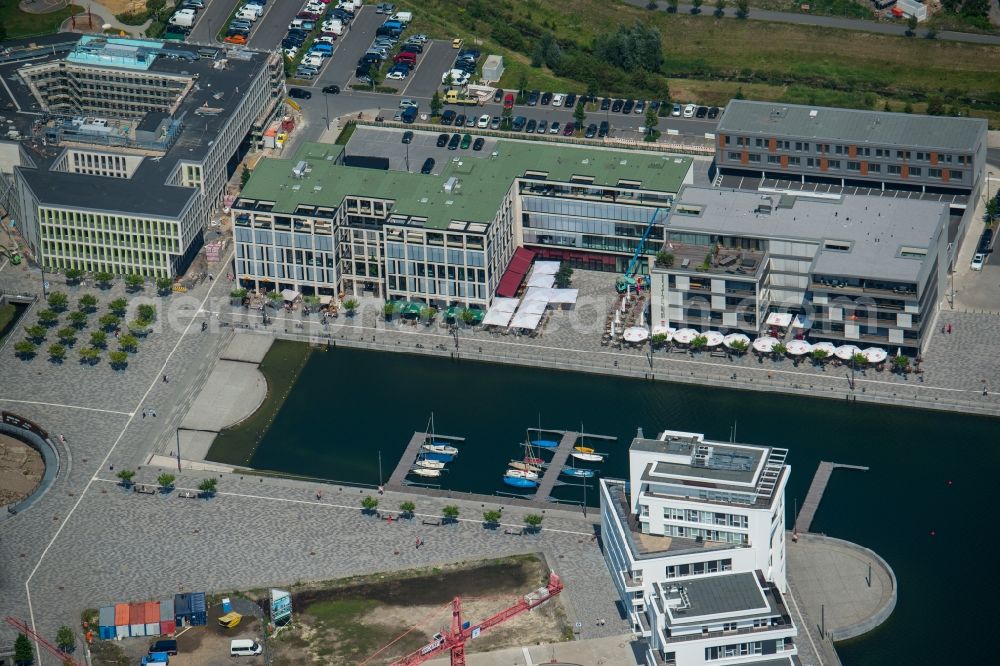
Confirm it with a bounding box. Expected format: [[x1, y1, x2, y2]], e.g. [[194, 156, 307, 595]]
[[862, 347, 888, 363], [672, 328, 700, 345], [623, 326, 650, 343], [651, 324, 675, 338], [702, 331, 725, 347], [785, 339, 813, 356], [811, 341, 836, 355], [752, 336, 780, 353], [614, 310, 620, 324], [640, 310, 645, 326], [834, 344, 863, 361], [610, 321, 616, 338], [723, 333, 750, 349]]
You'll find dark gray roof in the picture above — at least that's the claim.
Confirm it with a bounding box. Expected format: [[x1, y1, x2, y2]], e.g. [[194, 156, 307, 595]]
[[633, 435, 765, 486], [662, 572, 770, 623], [719, 100, 987, 152]]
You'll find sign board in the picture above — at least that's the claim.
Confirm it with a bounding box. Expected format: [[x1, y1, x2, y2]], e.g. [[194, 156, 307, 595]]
[[471, 627, 481, 639], [270, 589, 292, 625], [2, 412, 49, 440]]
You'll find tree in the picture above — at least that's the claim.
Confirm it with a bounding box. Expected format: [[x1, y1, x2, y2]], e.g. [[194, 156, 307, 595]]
[[460, 308, 477, 325], [592, 22, 663, 72], [155, 276, 173, 294], [892, 355, 910, 372], [925, 28, 938, 39], [926, 96, 945, 116], [772, 342, 788, 356], [138, 304, 156, 321], [573, 102, 586, 132], [47, 291, 69, 311], [124, 274, 145, 292], [691, 0, 704, 14], [108, 350, 129, 369], [14, 340, 37, 358], [156, 473, 176, 489], [343, 298, 359, 316], [667, 0, 679, 12], [442, 505, 460, 523], [420, 306, 436, 321], [240, 165, 252, 187], [655, 251, 674, 267], [109, 298, 128, 315], [56, 625, 75, 653], [644, 105, 659, 140], [851, 352, 868, 367], [714, 0, 726, 17], [90, 330, 108, 348], [57, 327, 77, 346], [198, 477, 218, 496], [361, 496, 379, 514], [79, 294, 98, 312], [430, 91, 442, 117], [903, 101, 913, 114], [729, 339, 749, 354], [906, 15, 918, 35], [651, 333, 668, 348], [811, 348, 830, 364], [736, 0, 749, 17], [79, 347, 100, 365], [524, 513, 544, 532], [14, 633, 33, 665], [399, 500, 416, 519], [99, 313, 120, 331], [24, 324, 47, 342], [63, 266, 82, 283], [501, 104, 513, 129], [119, 334, 138, 352], [516, 71, 528, 103], [690, 335, 708, 352], [38, 309, 59, 327], [68, 310, 87, 328], [483, 509, 502, 527], [94, 270, 114, 287], [883, 100, 892, 112], [647, 1, 658, 9], [383, 302, 397, 320], [48, 343, 67, 362], [555, 264, 574, 288]]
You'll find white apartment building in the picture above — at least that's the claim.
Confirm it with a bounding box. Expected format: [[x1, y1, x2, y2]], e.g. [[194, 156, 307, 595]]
[[600, 429, 797, 666]]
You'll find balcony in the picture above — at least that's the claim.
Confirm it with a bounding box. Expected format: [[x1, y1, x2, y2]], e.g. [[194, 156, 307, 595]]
[[811, 279, 916, 299], [658, 243, 766, 278], [624, 571, 644, 589]]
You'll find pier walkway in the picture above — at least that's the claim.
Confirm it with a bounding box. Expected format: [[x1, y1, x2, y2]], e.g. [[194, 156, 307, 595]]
[[796, 462, 869, 533], [386, 431, 465, 490], [528, 428, 616, 503]]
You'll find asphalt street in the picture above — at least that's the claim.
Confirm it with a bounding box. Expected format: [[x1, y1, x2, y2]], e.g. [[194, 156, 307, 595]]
[[390, 40, 458, 98]]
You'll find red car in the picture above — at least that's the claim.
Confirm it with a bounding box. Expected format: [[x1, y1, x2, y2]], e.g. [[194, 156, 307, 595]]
[[297, 11, 320, 20], [562, 122, 575, 136], [503, 93, 514, 110], [394, 52, 416, 64]]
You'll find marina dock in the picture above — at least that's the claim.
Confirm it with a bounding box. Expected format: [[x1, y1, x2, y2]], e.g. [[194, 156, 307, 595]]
[[386, 430, 466, 489], [796, 461, 869, 533], [528, 428, 617, 503]]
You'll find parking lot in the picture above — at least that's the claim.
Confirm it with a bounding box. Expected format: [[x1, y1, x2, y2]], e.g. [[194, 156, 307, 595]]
[[246, 0, 315, 51], [315, 4, 383, 88], [392, 40, 462, 98], [349, 126, 499, 175]]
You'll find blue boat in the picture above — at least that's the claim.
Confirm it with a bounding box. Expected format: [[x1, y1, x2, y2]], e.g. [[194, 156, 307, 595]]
[[533, 439, 559, 450], [561, 467, 595, 478], [503, 474, 539, 489], [423, 452, 454, 462]]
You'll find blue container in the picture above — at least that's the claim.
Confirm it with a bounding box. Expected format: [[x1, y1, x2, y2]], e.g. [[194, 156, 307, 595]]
[[98, 606, 115, 639], [174, 592, 206, 626]]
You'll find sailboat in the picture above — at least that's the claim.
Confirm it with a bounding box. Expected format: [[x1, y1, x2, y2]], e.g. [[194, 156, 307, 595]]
[[422, 451, 454, 462], [415, 458, 446, 470], [561, 467, 595, 478], [571, 451, 604, 463], [410, 467, 441, 478], [425, 412, 458, 450], [422, 443, 459, 456], [532, 438, 559, 450], [503, 473, 539, 489], [574, 445, 595, 454], [505, 468, 539, 480], [521, 430, 545, 465], [509, 460, 542, 473]]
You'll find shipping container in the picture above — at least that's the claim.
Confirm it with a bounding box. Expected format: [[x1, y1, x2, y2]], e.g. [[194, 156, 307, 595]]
[[129, 602, 146, 637], [174, 592, 207, 627], [98, 606, 115, 640], [115, 623, 129, 640], [190, 592, 207, 626], [159, 598, 174, 623], [160, 619, 176, 636], [144, 601, 160, 636], [115, 602, 130, 639]]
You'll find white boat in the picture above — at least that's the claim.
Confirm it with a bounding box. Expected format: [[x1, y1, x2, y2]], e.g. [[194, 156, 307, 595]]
[[415, 459, 445, 470], [505, 468, 539, 480], [571, 451, 604, 463], [509, 460, 542, 473], [409, 467, 441, 478], [422, 443, 459, 456]]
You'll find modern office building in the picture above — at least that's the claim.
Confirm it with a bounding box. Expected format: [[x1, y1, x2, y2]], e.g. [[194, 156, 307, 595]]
[[232, 135, 692, 307], [600, 428, 797, 666], [3, 35, 283, 277], [648, 187, 949, 354]]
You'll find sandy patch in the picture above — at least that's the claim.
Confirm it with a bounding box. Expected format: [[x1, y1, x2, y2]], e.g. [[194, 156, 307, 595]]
[[0, 433, 44, 504]]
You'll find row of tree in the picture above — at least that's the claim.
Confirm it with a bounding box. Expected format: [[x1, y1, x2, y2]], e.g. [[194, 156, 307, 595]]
[[116, 469, 219, 495], [360, 496, 544, 531]]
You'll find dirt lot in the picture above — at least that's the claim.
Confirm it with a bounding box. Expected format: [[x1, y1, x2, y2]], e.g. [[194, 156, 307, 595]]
[[269, 554, 570, 665], [0, 433, 43, 504]]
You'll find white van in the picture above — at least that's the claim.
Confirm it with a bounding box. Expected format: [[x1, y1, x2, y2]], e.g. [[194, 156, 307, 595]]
[[230, 639, 263, 656]]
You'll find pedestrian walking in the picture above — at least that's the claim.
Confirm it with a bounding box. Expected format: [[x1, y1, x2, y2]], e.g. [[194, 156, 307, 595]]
[[163, 374, 168, 383], [142, 409, 146, 418], [109, 464, 114, 471]]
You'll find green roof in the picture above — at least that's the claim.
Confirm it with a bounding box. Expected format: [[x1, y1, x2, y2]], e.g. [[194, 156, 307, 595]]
[[240, 139, 693, 230]]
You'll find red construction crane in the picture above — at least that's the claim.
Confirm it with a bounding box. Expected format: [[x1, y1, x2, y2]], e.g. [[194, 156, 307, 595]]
[[5, 616, 84, 666], [381, 572, 564, 666]]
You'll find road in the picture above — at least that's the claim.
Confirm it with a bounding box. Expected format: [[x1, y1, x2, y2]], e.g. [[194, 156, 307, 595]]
[[315, 5, 384, 88], [621, 1, 1000, 46]]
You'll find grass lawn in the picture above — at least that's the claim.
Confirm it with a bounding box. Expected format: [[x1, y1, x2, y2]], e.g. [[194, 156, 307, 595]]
[[398, 0, 1000, 126], [0, 302, 17, 342], [207, 338, 312, 465], [0, 0, 83, 38]]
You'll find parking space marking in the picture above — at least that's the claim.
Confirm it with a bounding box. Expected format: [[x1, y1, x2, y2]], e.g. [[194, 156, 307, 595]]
[[398, 40, 436, 97]]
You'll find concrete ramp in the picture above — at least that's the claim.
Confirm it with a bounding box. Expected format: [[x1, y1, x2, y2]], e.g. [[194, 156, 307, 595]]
[[180, 360, 267, 432]]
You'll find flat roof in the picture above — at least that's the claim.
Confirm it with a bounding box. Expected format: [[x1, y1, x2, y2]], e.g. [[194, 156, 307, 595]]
[[67, 35, 165, 71], [238, 139, 692, 229], [718, 100, 987, 153], [669, 187, 946, 282], [659, 572, 771, 623]]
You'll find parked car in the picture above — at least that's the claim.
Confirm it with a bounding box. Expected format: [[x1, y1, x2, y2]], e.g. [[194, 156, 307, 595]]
[[600, 97, 610, 111], [549, 121, 560, 134], [696, 106, 709, 118], [971, 253, 985, 270], [526, 118, 537, 133], [401, 106, 418, 123], [683, 104, 696, 118], [288, 88, 312, 99], [536, 119, 548, 134], [634, 100, 645, 114], [490, 115, 501, 129], [149, 640, 178, 657], [598, 120, 609, 137], [622, 99, 634, 114], [551, 93, 565, 107], [540, 92, 552, 105], [527, 90, 539, 106], [672, 103, 682, 116], [477, 114, 490, 128], [454, 113, 466, 127], [402, 131, 414, 144], [503, 93, 514, 109], [707, 106, 720, 119], [448, 133, 461, 150], [322, 85, 340, 94], [386, 70, 407, 80], [399, 98, 418, 108], [465, 115, 476, 128], [611, 99, 623, 113], [585, 123, 597, 138], [978, 229, 993, 253], [437, 133, 449, 147], [473, 137, 485, 151], [562, 122, 575, 136], [440, 110, 456, 125], [460, 133, 472, 149], [564, 93, 577, 108], [493, 89, 504, 103]]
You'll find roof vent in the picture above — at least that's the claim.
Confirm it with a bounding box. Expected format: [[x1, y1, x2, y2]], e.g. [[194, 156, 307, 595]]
[[809, 109, 819, 118], [313, 185, 322, 191], [443, 176, 458, 193], [292, 161, 307, 178], [420, 197, 429, 203], [445, 200, 454, 205]]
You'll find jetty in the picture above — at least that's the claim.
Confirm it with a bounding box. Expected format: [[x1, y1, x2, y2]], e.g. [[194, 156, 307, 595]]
[[796, 461, 869, 533], [386, 430, 465, 489], [527, 428, 616, 503]]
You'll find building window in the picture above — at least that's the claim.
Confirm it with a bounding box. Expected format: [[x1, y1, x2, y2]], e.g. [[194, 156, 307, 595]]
[[950, 170, 963, 180], [834, 145, 843, 154], [847, 161, 860, 171], [728, 152, 741, 160], [747, 154, 761, 163], [827, 160, 841, 169], [887, 165, 901, 175], [928, 168, 942, 178], [788, 157, 801, 166], [868, 163, 881, 173], [767, 155, 780, 164], [910, 167, 921, 176]]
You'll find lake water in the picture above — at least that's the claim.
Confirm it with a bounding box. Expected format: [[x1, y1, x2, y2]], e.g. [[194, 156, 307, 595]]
[[239, 345, 997, 665]]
